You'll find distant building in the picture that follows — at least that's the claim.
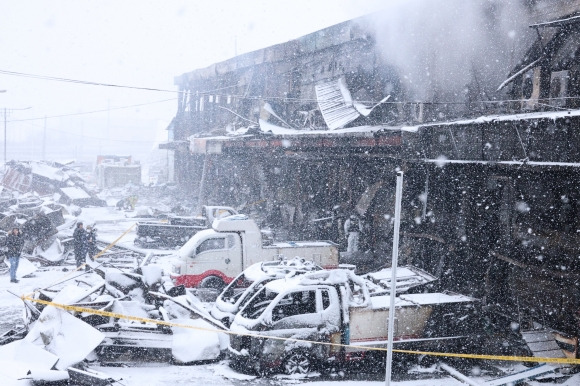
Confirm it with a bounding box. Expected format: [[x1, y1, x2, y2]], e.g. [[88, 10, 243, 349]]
[[95, 155, 141, 188]]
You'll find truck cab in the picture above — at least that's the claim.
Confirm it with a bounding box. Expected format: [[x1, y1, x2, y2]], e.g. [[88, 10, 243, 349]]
[[230, 280, 343, 375], [172, 228, 243, 288]]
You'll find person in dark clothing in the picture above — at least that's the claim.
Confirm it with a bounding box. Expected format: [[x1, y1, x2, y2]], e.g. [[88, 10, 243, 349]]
[[6, 227, 24, 283], [344, 214, 363, 253], [86, 226, 98, 261], [73, 222, 88, 270]]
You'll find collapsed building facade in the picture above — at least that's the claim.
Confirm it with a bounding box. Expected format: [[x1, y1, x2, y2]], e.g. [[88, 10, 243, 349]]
[[163, 2, 580, 354]]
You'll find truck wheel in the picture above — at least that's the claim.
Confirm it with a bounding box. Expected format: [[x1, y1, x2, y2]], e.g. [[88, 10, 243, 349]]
[[283, 350, 312, 375], [199, 276, 225, 291]]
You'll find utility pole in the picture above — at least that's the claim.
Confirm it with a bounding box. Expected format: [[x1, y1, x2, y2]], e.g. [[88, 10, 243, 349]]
[[2, 106, 32, 167], [0, 89, 5, 168], [385, 171, 403, 386], [42, 116, 47, 161], [3, 107, 6, 167]]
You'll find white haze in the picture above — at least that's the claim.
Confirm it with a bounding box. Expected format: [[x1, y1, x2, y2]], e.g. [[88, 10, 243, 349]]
[[368, 0, 534, 103]]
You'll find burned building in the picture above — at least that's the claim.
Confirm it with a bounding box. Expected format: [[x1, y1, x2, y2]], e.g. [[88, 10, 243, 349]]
[[164, 3, 580, 354]]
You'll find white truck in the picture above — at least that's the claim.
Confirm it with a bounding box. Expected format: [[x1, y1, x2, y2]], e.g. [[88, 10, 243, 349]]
[[228, 269, 480, 375], [170, 215, 339, 289]]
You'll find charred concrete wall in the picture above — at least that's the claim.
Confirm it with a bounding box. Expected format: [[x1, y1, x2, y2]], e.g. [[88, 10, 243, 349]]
[[173, 18, 402, 139]]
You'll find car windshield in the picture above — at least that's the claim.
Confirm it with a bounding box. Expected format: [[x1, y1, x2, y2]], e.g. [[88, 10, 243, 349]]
[[237, 278, 276, 309], [219, 273, 253, 304], [240, 287, 279, 320]]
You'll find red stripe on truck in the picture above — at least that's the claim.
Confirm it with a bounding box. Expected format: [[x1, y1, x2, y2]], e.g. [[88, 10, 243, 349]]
[[171, 270, 234, 288]]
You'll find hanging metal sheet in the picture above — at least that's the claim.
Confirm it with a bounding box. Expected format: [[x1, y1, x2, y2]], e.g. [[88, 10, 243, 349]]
[[315, 77, 360, 130]]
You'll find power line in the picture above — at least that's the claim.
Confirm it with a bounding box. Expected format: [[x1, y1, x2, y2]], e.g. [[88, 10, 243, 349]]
[[0, 69, 181, 94], [0, 68, 237, 96], [18, 120, 162, 144], [4, 67, 579, 109], [7, 98, 177, 123]]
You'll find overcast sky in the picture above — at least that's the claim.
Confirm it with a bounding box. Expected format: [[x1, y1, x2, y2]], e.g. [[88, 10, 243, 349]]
[[0, 0, 385, 165]]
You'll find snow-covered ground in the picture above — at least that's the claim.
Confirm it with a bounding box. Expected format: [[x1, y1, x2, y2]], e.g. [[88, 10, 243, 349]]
[[0, 204, 577, 385]]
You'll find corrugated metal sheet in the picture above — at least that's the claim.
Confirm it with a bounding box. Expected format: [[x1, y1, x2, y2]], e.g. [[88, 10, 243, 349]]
[[315, 77, 360, 130]]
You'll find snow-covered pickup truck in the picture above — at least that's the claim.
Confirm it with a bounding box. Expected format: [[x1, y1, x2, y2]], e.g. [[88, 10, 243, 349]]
[[134, 206, 238, 248], [171, 215, 339, 289], [228, 269, 480, 375]]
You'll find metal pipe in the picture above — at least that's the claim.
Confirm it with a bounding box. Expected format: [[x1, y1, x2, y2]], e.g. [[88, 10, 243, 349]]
[[385, 170, 403, 386]]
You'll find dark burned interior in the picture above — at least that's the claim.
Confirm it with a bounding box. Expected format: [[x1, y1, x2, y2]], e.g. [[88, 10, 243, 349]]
[[164, 10, 580, 341]]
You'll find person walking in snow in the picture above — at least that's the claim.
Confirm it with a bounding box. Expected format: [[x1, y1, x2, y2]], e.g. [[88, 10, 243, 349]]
[[86, 225, 98, 260], [6, 227, 24, 283], [344, 214, 363, 253], [73, 222, 88, 270]]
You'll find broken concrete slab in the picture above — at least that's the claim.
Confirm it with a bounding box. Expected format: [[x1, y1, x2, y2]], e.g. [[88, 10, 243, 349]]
[[30, 238, 65, 265], [110, 300, 153, 321], [485, 364, 557, 386], [24, 306, 104, 370], [1, 161, 105, 208], [140, 264, 163, 287]]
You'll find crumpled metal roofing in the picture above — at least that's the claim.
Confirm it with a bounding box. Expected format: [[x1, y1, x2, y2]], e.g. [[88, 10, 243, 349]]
[[315, 77, 360, 130]]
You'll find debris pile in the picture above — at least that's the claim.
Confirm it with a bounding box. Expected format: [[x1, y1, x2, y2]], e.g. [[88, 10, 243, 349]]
[[0, 161, 110, 269], [0, 257, 228, 384], [2, 160, 105, 207]]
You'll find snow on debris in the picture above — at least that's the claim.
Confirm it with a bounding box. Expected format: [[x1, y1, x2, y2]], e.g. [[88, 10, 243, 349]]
[[170, 318, 221, 363], [401, 108, 580, 132], [24, 306, 104, 370]]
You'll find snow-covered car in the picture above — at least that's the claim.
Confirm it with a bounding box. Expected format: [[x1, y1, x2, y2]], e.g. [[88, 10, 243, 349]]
[[228, 269, 480, 375], [210, 257, 322, 327]]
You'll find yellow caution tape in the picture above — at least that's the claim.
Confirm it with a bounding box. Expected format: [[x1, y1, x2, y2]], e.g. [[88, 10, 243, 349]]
[[20, 295, 580, 365]]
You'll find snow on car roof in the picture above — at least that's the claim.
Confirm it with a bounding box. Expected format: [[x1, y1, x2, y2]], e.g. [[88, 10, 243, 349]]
[[264, 269, 363, 293], [237, 258, 322, 282], [263, 274, 307, 294]]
